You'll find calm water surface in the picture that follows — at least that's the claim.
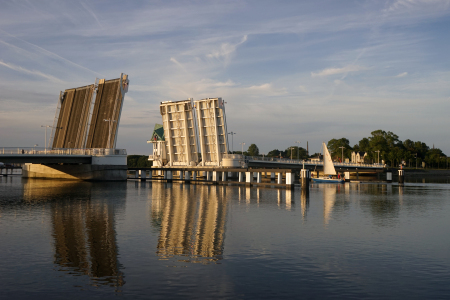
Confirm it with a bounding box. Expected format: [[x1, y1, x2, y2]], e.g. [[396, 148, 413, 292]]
[[1, 176, 449, 299]]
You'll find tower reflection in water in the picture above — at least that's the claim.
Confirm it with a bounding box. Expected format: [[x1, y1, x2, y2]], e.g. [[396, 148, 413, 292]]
[[23, 180, 125, 288], [151, 183, 227, 263]]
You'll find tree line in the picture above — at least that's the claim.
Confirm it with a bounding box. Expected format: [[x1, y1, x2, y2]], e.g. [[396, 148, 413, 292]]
[[235, 129, 448, 168], [127, 155, 153, 168]]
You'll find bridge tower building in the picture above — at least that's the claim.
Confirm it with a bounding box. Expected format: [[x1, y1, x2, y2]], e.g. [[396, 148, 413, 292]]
[[195, 98, 228, 167]]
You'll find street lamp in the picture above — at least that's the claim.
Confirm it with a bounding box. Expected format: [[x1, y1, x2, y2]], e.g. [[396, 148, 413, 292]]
[[295, 141, 300, 162], [290, 147, 294, 160], [104, 119, 116, 149], [228, 132, 236, 154], [339, 146, 345, 163], [374, 150, 380, 164], [240, 142, 245, 155], [41, 125, 52, 153], [414, 153, 417, 169]]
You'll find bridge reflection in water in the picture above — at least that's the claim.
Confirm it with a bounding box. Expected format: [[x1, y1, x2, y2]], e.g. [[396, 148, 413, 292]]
[[22, 180, 125, 289], [151, 183, 228, 263]]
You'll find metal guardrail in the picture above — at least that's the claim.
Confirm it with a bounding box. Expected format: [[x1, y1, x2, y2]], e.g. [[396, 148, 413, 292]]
[[246, 156, 385, 168], [223, 154, 245, 159], [0, 147, 127, 156]]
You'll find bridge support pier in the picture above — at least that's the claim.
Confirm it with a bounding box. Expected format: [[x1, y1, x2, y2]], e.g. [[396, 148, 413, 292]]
[[301, 169, 310, 189], [23, 163, 127, 181], [246, 172, 254, 186], [256, 172, 262, 183], [271, 172, 275, 180], [239, 172, 244, 182], [344, 171, 350, 182], [286, 172, 294, 187], [386, 171, 392, 183], [139, 170, 146, 181], [212, 171, 219, 183], [277, 173, 282, 184], [398, 169, 404, 184], [222, 172, 227, 182], [185, 171, 191, 183], [166, 170, 173, 182]]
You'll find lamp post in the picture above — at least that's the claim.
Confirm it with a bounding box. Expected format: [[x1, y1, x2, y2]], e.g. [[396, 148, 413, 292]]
[[240, 142, 245, 156], [228, 132, 236, 154], [339, 146, 345, 163], [374, 150, 380, 164], [41, 125, 52, 153], [295, 141, 300, 162], [415, 153, 417, 169], [104, 119, 116, 149]]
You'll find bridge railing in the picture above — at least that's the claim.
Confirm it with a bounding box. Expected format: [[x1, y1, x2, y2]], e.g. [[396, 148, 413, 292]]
[[246, 156, 385, 168], [222, 154, 245, 159], [1, 147, 127, 156]]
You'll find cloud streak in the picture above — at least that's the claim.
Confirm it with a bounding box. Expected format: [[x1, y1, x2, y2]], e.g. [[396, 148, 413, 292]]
[[395, 72, 408, 77], [311, 65, 368, 78], [0, 60, 64, 83]]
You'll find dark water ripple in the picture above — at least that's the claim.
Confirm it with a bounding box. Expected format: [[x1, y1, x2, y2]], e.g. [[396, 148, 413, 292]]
[[1, 177, 450, 299]]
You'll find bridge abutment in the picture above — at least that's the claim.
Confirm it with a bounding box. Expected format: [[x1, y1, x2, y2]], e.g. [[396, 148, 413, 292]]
[[22, 154, 127, 181]]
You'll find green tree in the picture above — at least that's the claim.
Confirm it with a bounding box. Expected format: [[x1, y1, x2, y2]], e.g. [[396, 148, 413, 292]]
[[327, 138, 351, 161], [246, 144, 259, 156], [425, 148, 445, 168], [285, 146, 308, 159], [267, 149, 281, 157], [127, 155, 153, 168]]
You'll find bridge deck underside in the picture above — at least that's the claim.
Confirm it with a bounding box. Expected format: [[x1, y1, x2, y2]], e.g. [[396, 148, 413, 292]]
[[0, 155, 92, 164]]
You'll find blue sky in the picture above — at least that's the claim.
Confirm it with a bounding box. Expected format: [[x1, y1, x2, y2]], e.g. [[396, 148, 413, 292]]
[[1, 0, 449, 155]]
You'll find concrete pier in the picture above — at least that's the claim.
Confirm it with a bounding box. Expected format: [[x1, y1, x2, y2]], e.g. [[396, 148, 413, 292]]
[[139, 169, 146, 181], [22, 152, 127, 181], [344, 171, 350, 182], [386, 171, 392, 183], [398, 169, 404, 184], [246, 171, 254, 186], [301, 169, 310, 189], [239, 172, 244, 182]]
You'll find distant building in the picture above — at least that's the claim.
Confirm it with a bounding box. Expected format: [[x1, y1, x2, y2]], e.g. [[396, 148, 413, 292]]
[[351, 151, 367, 163]]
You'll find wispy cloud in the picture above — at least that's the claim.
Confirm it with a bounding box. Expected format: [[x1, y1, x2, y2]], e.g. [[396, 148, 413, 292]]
[[395, 72, 408, 77], [0, 60, 64, 83], [383, 0, 450, 13], [207, 35, 248, 66], [80, 1, 102, 28], [0, 29, 103, 77], [170, 57, 188, 73], [311, 65, 368, 78]]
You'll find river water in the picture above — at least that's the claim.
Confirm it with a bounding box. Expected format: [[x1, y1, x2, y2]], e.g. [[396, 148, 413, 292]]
[[1, 175, 449, 299]]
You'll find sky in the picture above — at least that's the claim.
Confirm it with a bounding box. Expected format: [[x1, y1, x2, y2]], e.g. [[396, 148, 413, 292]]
[[1, 0, 449, 155]]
